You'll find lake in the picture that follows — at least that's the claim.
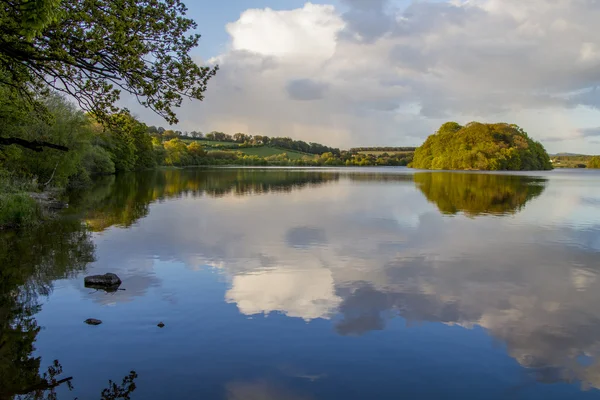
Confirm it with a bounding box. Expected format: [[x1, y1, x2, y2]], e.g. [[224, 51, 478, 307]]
[[3, 167, 600, 399]]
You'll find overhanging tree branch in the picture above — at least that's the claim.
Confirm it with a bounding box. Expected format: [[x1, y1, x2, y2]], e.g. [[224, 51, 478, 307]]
[[0, 136, 69, 152]]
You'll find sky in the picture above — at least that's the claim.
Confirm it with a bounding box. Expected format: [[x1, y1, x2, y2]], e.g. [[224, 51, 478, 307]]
[[126, 0, 600, 153]]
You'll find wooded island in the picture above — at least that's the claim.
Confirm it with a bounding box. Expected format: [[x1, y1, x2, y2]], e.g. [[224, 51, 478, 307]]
[[410, 122, 553, 171]]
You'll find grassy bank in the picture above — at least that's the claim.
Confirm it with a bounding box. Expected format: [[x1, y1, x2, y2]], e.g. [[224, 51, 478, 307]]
[[0, 173, 41, 228]]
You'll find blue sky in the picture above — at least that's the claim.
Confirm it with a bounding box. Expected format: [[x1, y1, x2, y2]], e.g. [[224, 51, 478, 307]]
[[129, 0, 600, 153]]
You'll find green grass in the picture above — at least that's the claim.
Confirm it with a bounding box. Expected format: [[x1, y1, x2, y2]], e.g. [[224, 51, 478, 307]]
[[182, 139, 240, 147], [206, 146, 313, 160], [238, 147, 310, 160], [0, 171, 42, 228], [0, 192, 40, 228]]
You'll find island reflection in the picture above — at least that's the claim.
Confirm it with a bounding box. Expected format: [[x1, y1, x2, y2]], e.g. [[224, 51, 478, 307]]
[[414, 172, 547, 216]]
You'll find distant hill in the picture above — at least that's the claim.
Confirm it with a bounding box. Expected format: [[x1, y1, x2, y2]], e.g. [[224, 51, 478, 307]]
[[550, 152, 586, 157]]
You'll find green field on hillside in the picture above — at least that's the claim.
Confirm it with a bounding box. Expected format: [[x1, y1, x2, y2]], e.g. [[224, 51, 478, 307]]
[[183, 139, 240, 147], [206, 145, 312, 160]]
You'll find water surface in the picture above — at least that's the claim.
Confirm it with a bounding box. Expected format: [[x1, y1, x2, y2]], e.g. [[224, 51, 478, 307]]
[[3, 167, 600, 399]]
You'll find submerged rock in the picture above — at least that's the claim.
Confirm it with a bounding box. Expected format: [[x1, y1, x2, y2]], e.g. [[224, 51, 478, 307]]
[[84, 318, 102, 325], [157, 322, 165, 328], [84, 273, 122, 289]]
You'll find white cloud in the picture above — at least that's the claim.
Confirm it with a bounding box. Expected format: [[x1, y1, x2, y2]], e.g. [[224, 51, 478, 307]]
[[133, 0, 600, 152], [225, 4, 344, 62], [225, 267, 342, 321]]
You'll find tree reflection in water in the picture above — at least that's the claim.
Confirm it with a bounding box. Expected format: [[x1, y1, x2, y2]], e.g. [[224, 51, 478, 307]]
[[0, 219, 136, 399], [414, 172, 546, 216]]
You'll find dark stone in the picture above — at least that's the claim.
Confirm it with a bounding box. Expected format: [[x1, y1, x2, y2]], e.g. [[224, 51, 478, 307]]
[[84, 318, 102, 325], [84, 273, 122, 289], [157, 322, 165, 328]]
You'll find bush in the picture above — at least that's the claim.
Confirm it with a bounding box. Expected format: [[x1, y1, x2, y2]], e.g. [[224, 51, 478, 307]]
[[82, 145, 116, 176], [588, 156, 600, 169], [0, 192, 40, 228]]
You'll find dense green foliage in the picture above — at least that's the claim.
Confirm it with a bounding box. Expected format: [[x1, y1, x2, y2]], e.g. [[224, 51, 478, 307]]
[[414, 172, 546, 216], [588, 156, 600, 169], [0, 93, 158, 182], [0, 91, 159, 227], [411, 122, 553, 171]]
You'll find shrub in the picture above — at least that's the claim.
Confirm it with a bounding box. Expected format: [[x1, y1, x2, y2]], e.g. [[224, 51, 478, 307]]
[[0, 193, 40, 228], [82, 145, 116, 176]]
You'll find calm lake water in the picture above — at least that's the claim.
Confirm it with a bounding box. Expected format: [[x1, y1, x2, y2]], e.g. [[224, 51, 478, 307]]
[[3, 167, 600, 399]]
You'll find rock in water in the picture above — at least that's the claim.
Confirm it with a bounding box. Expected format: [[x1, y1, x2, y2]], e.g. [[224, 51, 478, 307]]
[[84, 273, 122, 288], [157, 322, 165, 328], [84, 318, 102, 325]]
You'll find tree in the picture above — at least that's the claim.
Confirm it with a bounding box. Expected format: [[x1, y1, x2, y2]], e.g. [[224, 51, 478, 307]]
[[233, 133, 248, 143], [162, 130, 178, 140], [0, 0, 217, 152], [163, 138, 190, 165], [588, 156, 600, 169], [0, 91, 94, 186], [102, 114, 138, 172], [187, 141, 205, 160]]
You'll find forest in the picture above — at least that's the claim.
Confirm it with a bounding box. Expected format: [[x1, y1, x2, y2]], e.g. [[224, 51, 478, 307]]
[[410, 122, 553, 171]]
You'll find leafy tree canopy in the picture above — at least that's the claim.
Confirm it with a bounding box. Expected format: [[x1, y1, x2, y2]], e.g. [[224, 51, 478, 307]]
[[1, 0, 217, 125], [410, 122, 553, 171], [588, 156, 600, 169]]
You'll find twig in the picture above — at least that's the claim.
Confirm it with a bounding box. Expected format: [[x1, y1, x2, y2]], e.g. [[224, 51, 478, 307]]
[[43, 159, 61, 187]]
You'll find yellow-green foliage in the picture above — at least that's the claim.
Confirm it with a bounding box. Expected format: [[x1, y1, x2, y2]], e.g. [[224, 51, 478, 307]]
[[411, 122, 553, 171], [414, 172, 545, 217], [588, 156, 600, 169]]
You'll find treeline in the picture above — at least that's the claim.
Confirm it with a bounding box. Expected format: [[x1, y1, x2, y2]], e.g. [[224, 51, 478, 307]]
[[350, 147, 416, 153], [147, 145, 412, 167], [550, 155, 600, 169], [147, 127, 340, 155]]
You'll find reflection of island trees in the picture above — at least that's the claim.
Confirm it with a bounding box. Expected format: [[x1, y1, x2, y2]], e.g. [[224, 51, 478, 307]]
[[0, 221, 137, 399], [414, 172, 546, 216], [69, 169, 341, 232]]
